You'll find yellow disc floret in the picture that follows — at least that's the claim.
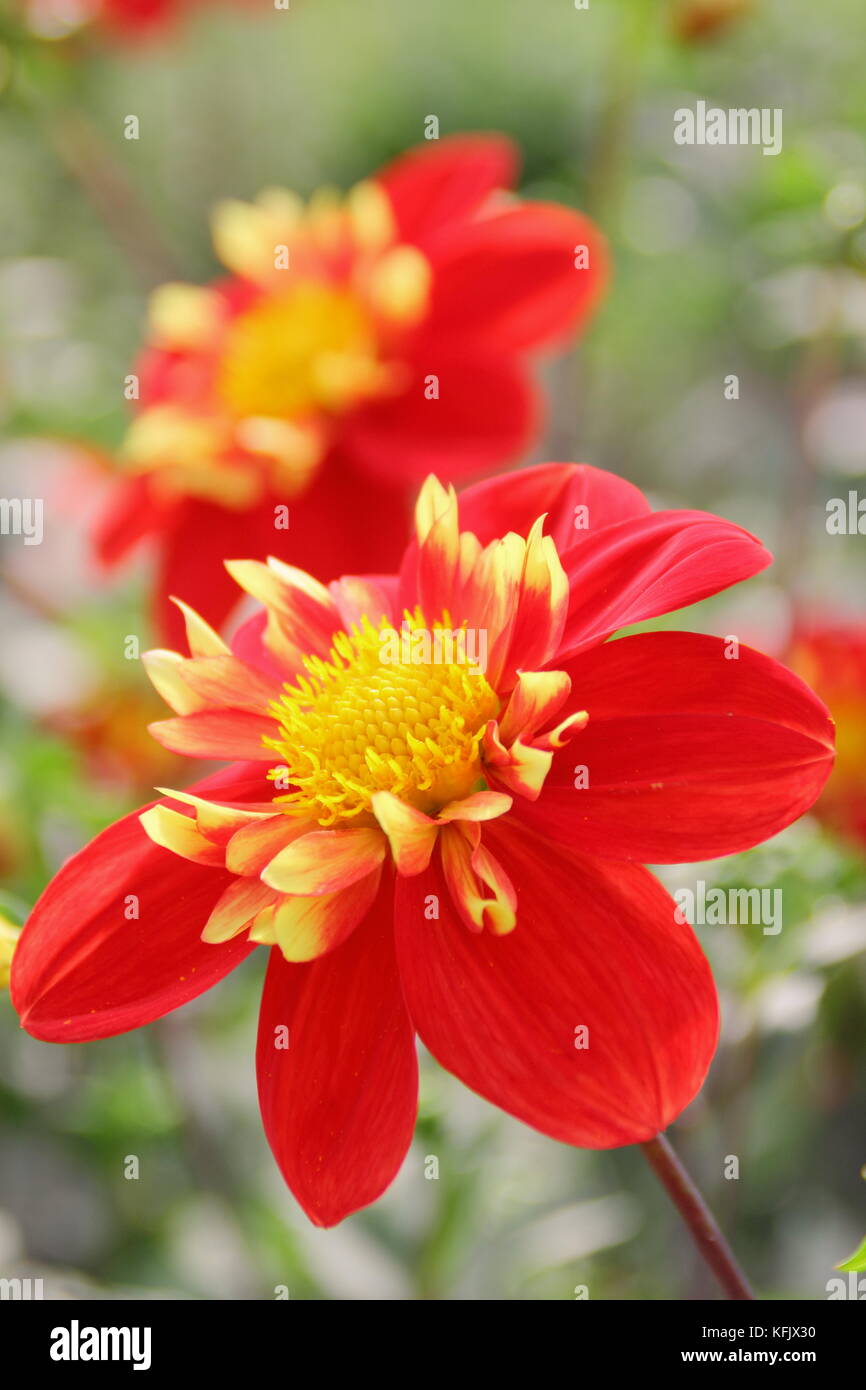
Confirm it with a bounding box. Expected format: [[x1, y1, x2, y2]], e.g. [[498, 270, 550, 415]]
[[217, 283, 384, 419], [264, 611, 500, 827]]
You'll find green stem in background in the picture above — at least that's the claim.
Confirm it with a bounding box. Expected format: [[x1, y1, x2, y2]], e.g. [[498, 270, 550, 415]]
[[641, 1134, 756, 1300], [586, 0, 653, 231], [45, 105, 182, 286], [561, 0, 653, 462]]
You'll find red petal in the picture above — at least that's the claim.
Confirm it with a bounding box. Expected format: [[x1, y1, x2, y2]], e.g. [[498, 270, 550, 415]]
[[518, 632, 836, 861], [345, 355, 538, 485], [11, 763, 270, 1042], [92, 474, 163, 565], [420, 203, 608, 352], [267, 458, 409, 580], [153, 497, 277, 647], [558, 509, 773, 658], [152, 463, 409, 648], [456, 461, 651, 550], [394, 818, 718, 1147], [256, 872, 417, 1225], [377, 133, 518, 249]]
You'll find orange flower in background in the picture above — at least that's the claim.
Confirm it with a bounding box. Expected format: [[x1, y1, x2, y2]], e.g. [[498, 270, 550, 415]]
[[93, 136, 608, 645], [670, 0, 755, 43], [787, 619, 866, 852], [14, 464, 834, 1225], [40, 681, 185, 792]]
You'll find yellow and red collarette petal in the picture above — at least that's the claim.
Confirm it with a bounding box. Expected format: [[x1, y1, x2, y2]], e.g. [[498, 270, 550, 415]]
[[415, 479, 524, 683], [498, 669, 571, 746], [149, 283, 225, 352], [211, 191, 305, 286], [139, 805, 226, 867], [149, 708, 276, 762], [363, 245, 432, 325], [171, 597, 231, 658], [143, 650, 210, 716], [482, 724, 554, 801], [371, 793, 439, 876], [224, 557, 340, 675], [328, 575, 396, 631], [345, 179, 397, 253], [143, 650, 276, 718], [202, 877, 278, 945], [267, 867, 383, 964], [534, 709, 589, 751], [166, 655, 276, 715], [493, 516, 568, 687], [414, 477, 462, 618], [437, 790, 513, 822], [414, 474, 455, 546], [233, 417, 324, 492], [151, 788, 275, 845], [225, 814, 309, 877], [372, 788, 513, 876], [412, 479, 568, 694], [482, 705, 587, 797], [262, 826, 387, 896], [440, 823, 517, 936], [466, 530, 526, 685]]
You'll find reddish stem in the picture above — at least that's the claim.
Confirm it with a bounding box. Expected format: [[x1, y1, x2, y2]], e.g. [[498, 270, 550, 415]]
[[641, 1133, 755, 1300]]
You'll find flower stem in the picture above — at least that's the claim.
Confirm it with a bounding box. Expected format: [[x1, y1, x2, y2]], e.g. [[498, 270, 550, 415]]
[[45, 107, 181, 286], [640, 1133, 755, 1300]]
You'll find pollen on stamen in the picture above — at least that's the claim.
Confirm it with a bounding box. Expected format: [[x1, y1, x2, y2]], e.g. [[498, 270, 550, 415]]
[[263, 611, 500, 827]]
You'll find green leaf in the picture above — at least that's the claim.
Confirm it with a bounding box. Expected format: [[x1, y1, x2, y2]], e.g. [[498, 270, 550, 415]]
[[837, 1236, 866, 1273]]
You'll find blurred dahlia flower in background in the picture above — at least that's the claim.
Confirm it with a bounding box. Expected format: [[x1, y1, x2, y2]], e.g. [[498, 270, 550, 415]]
[[787, 618, 866, 853], [13, 463, 833, 1225], [670, 0, 755, 43], [92, 136, 607, 644]]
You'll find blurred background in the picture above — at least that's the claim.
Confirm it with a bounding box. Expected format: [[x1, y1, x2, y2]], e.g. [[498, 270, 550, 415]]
[[0, 0, 865, 1299]]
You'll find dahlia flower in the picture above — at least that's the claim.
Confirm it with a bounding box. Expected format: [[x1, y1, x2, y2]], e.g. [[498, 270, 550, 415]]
[[787, 619, 866, 851], [94, 137, 607, 644], [14, 463, 834, 1225]]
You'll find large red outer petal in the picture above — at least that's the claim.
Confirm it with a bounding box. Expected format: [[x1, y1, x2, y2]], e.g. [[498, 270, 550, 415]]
[[153, 462, 409, 647], [256, 870, 417, 1226], [376, 133, 518, 249], [517, 631, 836, 862], [11, 763, 270, 1042], [558, 509, 773, 658], [344, 355, 539, 486], [420, 203, 609, 353], [394, 818, 718, 1148], [456, 461, 651, 550]]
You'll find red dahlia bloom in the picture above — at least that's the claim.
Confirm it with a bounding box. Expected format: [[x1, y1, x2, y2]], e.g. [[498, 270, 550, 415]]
[[786, 619, 866, 851], [13, 464, 834, 1225], [94, 137, 607, 646]]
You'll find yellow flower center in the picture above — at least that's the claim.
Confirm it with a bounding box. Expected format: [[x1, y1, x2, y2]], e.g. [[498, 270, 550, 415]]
[[217, 283, 384, 419], [264, 612, 500, 827]]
